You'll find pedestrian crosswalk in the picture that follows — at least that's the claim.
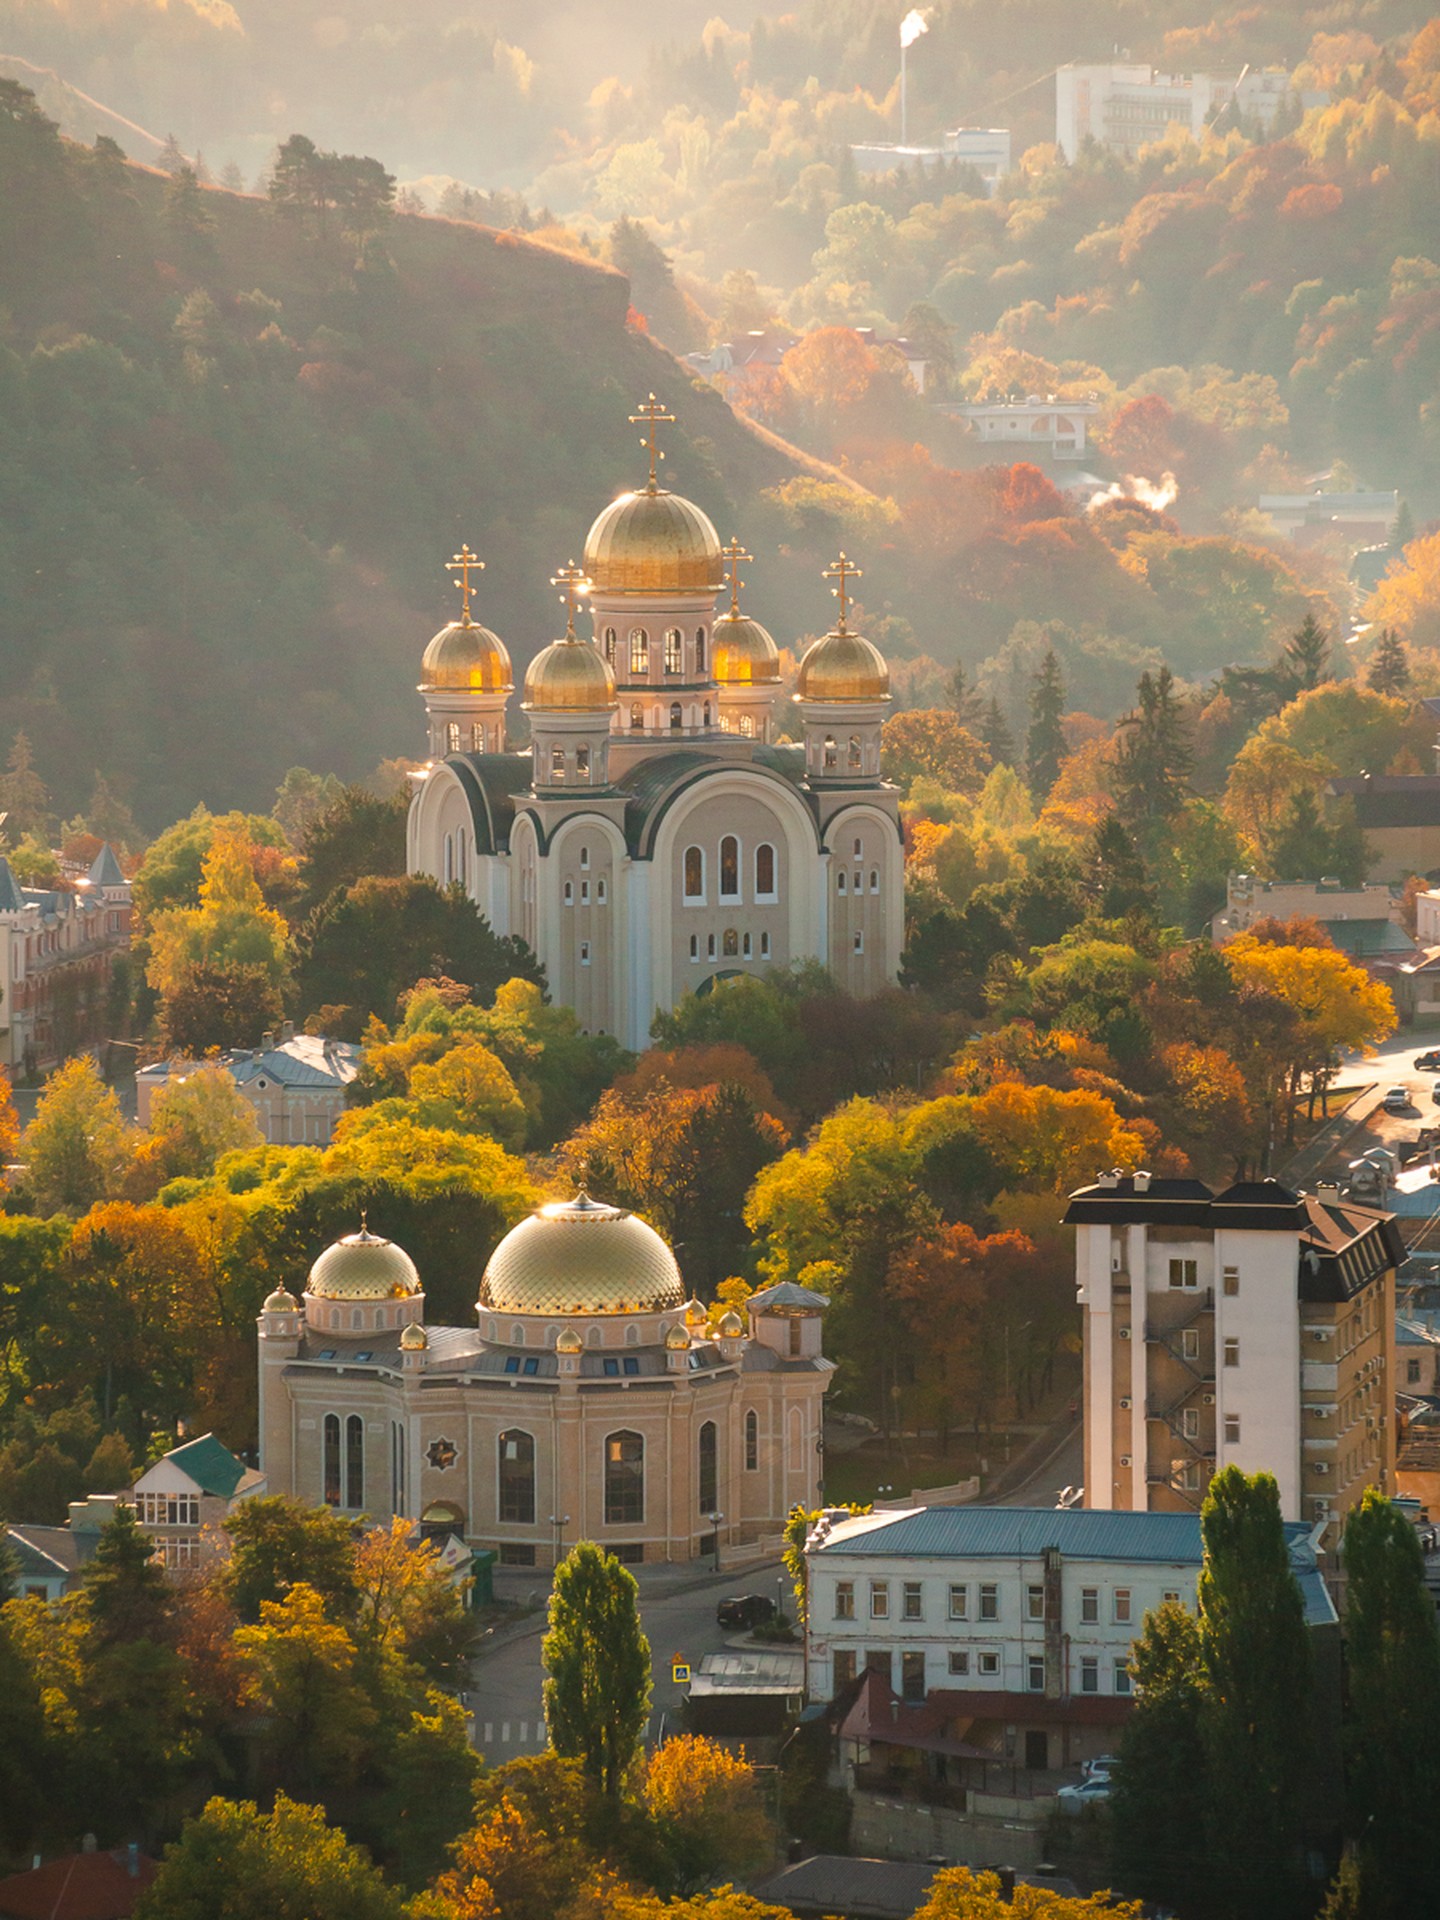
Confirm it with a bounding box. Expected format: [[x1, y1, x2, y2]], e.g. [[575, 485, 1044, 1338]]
[[472, 1715, 655, 1755]]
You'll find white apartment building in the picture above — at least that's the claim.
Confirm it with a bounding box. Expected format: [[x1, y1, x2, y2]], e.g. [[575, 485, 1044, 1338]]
[[804, 1505, 1335, 1712], [948, 394, 1100, 461], [1056, 65, 1314, 164], [1066, 1173, 1401, 1547], [137, 1029, 360, 1145]]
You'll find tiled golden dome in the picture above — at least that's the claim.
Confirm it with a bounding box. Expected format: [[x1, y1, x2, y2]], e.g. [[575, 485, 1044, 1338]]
[[308, 1227, 422, 1301], [584, 490, 724, 596], [421, 619, 512, 693], [479, 1192, 684, 1317], [522, 636, 616, 712], [399, 1321, 428, 1351], [712, 612, 780, 686], [796, 629, 890, 702]]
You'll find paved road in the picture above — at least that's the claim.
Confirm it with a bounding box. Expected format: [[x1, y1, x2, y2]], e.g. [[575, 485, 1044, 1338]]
[[467, 1557, 787, 1761]]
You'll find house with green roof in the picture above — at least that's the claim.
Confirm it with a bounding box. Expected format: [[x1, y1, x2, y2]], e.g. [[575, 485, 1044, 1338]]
[[130, 1432, 265, 1571]]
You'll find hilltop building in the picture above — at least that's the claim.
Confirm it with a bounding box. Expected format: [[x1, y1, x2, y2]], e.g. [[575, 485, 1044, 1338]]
[[0, 844, 131, 1077], [1056, 64, 1318, 163], [257, 1195, 834, 1566], [407, 397, 904, 1050], [1066, 1172, 1401, 1549]]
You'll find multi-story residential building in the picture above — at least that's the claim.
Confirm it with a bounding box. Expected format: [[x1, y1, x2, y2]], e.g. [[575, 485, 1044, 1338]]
[[137, 1028, 360, 1145], [130, 1432, 265, 1570], [804, 1506, 1335, 1768], [1325, 770, 1440, 884], [1056, 65, 1317, 164], [1067, 1173, 1402, 1547], [945, 393, 1100, 462], [0, 844, 132, 1076]]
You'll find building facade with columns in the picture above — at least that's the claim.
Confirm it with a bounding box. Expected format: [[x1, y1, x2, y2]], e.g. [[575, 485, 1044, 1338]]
[[407, 397, 905, 1051], [257, 1195, 833, 1566]]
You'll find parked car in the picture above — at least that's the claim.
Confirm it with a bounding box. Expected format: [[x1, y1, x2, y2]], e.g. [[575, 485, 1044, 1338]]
[[1382, 1086, 1412, 1113], [1083, 1754, 1121, 1781], [716, 1593, 776, 1629], [1056, 1778, 1113, 1812], [1414, 1051, 1440, 1071], [1432, 1080, 1440, 1105]]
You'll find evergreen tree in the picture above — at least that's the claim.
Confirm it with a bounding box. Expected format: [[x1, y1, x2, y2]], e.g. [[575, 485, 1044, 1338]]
[[1084, 815, 1157, 920], [82, 1501, 172, 1647], [1112, 664, 1192, 831], [1267, 790, 1368, 888], [1365, 628, 1409, 697], [1025, 648, 1067, 802], [1199, 1468, 1313, 1920], [163, 166, 217, 268], [0, 730, 51, 839], [978, 696, 1015, 768], [1111, 1601, 1209, 1908], [1389, 499, 1415, 553], [1278, 614, 1331, 699], [1340, 1489, 1440, 1917], [156, 132, 187, 174], [945, 662, 985, 733], [542, 1540, 652, 1799]]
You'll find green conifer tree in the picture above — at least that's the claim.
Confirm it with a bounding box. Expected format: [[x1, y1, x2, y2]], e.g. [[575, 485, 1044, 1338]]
[[82, 1501, 172, 1647], [542, 1540, 652, 1799], [1112, 664, 1192, 833], [1025, 648, 1067, 802], [1279, 613, 1332, 699], [1365, 628, 1410, 697], [978, 696, 1016, 768]]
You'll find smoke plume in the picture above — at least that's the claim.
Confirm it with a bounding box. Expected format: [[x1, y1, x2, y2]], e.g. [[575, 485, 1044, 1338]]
[[1086, 471, 1179, 514], [900, 10, 931, 50]]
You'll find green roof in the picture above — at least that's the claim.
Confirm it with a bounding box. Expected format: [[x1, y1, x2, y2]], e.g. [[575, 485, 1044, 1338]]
[[164, 1433, 248, 1498], [1322, 918, 1414, 957]]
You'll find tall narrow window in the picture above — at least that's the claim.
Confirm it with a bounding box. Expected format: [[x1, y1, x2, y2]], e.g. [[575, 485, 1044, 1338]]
[[703, 702, 712, 726], [323, 1414, 341, 1507], [605, 1430, 644, 1525], [670, 701, 683, 730], [720, 835, 739, 899], [498, 1429, 536, 1524], [739, 714, 755, 737], [471, 722, 486, 750], [823, 735, 837, 770], [576, 745, 590, 781], [755, 842, 776, 898], [745, 1409, 758, 1471], [391, 1421, 405, 1515], [665, 628, 683, 674], [695, 629, 706, 671], [603, 627, 617, 664], [723, 928, 738, 956], [848, 734, 863, 769], [345, 1414, 364, 1509], [551, 745, 566, 781], [698, 1420, 718, 1513], [684, 846, 704, 899], [630, 703, 644, 731], [445, 721, 460, 754], [629, 628, 649, 675]]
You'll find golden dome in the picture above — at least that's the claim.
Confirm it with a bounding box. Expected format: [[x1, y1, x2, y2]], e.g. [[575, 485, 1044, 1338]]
[[263, 1286, 299, 1312], [796, 629, 890, 703], [399, 1321, 428, 1351], [584, 490, 724, 596], [665, 1322, 691, 1351], [421, 619, 512, 694], [307, 1227, 422, 1301], [479, 1192, 684, 1317], [556, 1326, 584, 1354], [522, 636, 616, 712], [712, 612, 780, 686], [718, 1308, 745, 1338]]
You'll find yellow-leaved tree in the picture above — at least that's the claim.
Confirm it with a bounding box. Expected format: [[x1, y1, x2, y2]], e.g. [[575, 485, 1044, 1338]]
[[1224, 934, 1396, 1131], [147, 826, 291, 1052]]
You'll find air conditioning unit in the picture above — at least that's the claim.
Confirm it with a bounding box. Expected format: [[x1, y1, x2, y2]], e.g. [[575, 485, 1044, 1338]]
[[1119, 1455, 1132, 1467], [1314, 1463, 1330, 1476], [1119, 1397, 1131, 1409], [1202, 1393, 1215, 1406], [1119, 1327, 1132, 1341]]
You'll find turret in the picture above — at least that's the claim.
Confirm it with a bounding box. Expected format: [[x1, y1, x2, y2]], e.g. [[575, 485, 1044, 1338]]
[[793, 555, 889, 783], [523, 563, 618, 792], [419, 545, 513, 758]]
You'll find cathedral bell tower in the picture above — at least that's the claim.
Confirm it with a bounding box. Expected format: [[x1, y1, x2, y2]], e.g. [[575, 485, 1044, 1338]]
[[712, 538, 782, 743], [419, 545, 513, 758], [793, 554, 890, 783], [522, 563, 617, 792]]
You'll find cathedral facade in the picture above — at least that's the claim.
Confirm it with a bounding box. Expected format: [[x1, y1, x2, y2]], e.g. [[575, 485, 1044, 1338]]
[[407, 397, 904, 1050]]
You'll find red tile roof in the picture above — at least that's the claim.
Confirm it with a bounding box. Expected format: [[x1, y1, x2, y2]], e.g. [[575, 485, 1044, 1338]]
[[0, 1851, 157, 1920]]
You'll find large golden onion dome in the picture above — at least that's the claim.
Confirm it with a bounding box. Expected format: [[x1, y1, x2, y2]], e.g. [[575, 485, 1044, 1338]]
[[796, 629, 890, 703], [522, 636, 616, 712], [421, 619, 513, 693], [584, 490, 725, 596], [480, 1191, 685, 1317], [712, 612, 781, 686], [307, 1226, 422, 1301]]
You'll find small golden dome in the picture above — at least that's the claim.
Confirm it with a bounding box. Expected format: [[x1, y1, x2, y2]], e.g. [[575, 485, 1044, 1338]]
[[556, 1327, 584, 1354], [665, 1322, 691, 1351], [399, 1321, 428, 1351], [718, 1308, 745, 1338], [522, 637, 616, 712], [796, 629, 890, 703], [480, 1191, 684, 1317], [421, 620, 513, 694], [308, 1227, 422, 1301], [683, 1298, 707, 1328], [263, 1287, 299, 1313], [584, 490, 724, 596], [712, 612, 780, 686]]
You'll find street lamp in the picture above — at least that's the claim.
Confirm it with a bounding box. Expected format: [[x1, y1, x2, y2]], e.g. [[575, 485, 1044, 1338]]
[[548, 1514, 570, 1568], [708, 1511, 725, 1563]]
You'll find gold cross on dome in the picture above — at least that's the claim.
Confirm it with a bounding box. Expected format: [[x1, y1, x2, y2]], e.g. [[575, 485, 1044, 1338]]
[[823, 552, 862, 633], [550, 560, 591, 636], [722, 536, 753, 618], [629, 392, 676, 492], [445, 545, 484, 626]]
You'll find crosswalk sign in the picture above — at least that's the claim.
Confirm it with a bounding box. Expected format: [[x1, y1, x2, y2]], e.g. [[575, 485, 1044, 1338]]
[[671, 1659, 691, 1684]]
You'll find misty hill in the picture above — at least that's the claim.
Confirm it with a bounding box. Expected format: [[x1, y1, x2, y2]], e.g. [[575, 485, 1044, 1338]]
[[0, 90, 857, 829]]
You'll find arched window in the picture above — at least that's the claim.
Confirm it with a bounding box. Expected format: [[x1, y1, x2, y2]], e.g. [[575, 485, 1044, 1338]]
[[755, 843, 776, 898], [630, 703, 644, 731], [690, 934, 698, 960], [848, 734, 863, 769], [597, 878, 607, 904], [512, 1324, 526, 1347], [742, 932, 751, 956], [684, 846, 704, 899], [605, 1431, 644, 1525], [739, 713, 755, 738], [443, 833, 453, 884], [345, 1414, 364, 1509], [853, 837, 863, 858], [870, 868, 880, 893], [837, 870, 847, 893], [456, 827, 467, 888], [664, 628, 683, 674], [445, 721, 461, 754], [564, 880, 573, 905], [745, 1410, 759, 1472], [471, 722, 486, 751], [698, 1420, 718, 1514], [580, 845, 590, 869], [720, 835, 739, 900], [629, 628, 649, 675], [351, 1307, 364, 1331], [323, 1414, 341, 1507], [703, 702, 712, 727], [603, 626, 617, 664], [723, 928, 738, 956], [625, 1324, 639, 1346], [695, 629, 706, 671], [551, 745, 566, 781], [823, 734, 837, 771], [670, 701, 683, 730], [576, 745, 590, 782], [498, 1430, 535, 1524], [586, 1325, 602, 1346]]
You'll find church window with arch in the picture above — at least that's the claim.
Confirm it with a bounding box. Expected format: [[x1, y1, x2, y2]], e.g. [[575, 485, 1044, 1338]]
[[597, 878, 607, 904], [456, 827, 467, 887], [445, 721, 461, 754], [739, 713, 755, 738], [498, 1430, 535, 1524], [471, 722, 486, 751], [707, 933, 717, 959], [551, 745, 566, 781], [670, 702, 683, 731], [755, 843, 776, 899], [703, 701, 712, 727], [745, 1409, 758, 1471], [630, 703, 644, 731], [443, 834, 453, 884], [870, 869, 880, 893], [698, 1421, 718, 1514], [684, 846, 704, 900], [605, 1430, 644, 1525], [761, 931, 770, 957], [720, 836, 740, 900], [579, 845, 590, 869], [848, 735, 863, 769], [695, 628, 706, 671], [837, 871, 847, 894], [603, 627, 617, 664], [664, 628, 683, 674], [629, 628, 649, 675], [742, 932, 751, 957], [580, 881, 589, 904], [580, 942, 591, 966], [853, 837, 863, 858], [576, 745, 590, 782], [564, 881, 573, 906], [345, 1414, 364, 1509], [723, 928, 739, 957], [323, 1414, 341, 1507]]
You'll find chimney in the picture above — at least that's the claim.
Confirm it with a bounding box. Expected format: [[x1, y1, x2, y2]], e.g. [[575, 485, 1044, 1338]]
[[1133, 1170, 1152, 1192], [1317, 1182, 1341, 1204], [82, 1834, 97, 1853], [127, 1842, 140, 1878], [1097, 1169, 1119, 1189], [996, 1867, 1016, 1900]]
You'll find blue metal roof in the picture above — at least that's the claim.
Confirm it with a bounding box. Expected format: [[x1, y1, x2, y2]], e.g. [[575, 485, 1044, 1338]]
[[816, 1507, 1212, 1563]]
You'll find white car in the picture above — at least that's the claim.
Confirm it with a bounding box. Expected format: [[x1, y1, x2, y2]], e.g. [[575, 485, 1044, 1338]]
[[1382, 1086, 1411, 1113], [1056, 1777, 1113, 1812], [1432, 1080, 1440, 1105], [1083, 1754, 1120, 1781]]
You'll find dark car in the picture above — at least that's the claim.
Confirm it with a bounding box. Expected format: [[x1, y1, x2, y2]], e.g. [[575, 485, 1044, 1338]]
[[716, 1594, 776, 1629], [1414, 1050, 1440, 1071]]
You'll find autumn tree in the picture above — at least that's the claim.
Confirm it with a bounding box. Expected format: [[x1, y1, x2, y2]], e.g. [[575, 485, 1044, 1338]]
[[223, 1495, 360, 1623], [1223, 934, 1395, 1127], [147, 826, 290, 1050], [23, 1056, 133, 1215], [1110, 1601, 1209, 1906], [880, 709, 989, 793], [234, 1583, 376, 1791], [542, 1541, 652, 1799], [132, 1063, 263, 1190], [888, 1221, 1034, 1446], [641, 1736, 772, 1892]]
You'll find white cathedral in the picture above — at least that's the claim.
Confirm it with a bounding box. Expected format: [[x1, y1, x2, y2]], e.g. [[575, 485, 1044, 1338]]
[[407, 396, 904, 1049]]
